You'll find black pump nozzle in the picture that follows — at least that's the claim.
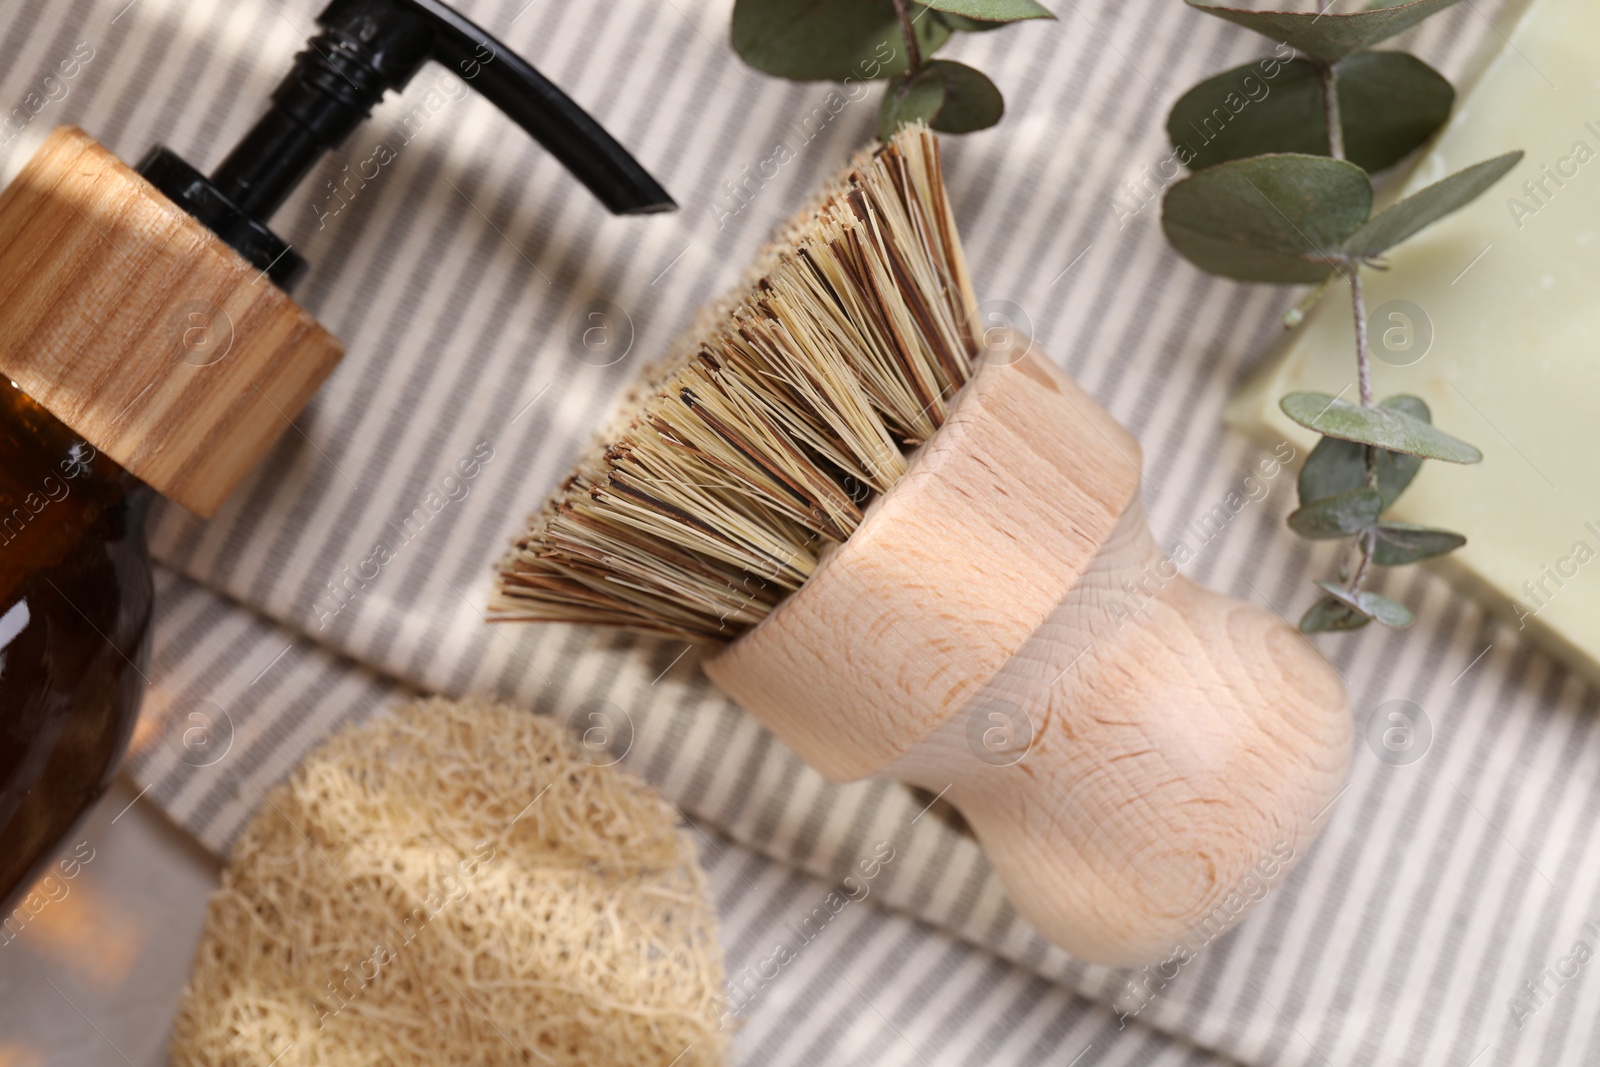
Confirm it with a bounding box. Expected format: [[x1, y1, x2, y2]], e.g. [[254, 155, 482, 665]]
[[140, 0, 675, 290]]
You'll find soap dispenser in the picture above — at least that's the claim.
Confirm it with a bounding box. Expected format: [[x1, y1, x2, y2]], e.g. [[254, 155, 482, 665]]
[[0, 0, 673, 905]]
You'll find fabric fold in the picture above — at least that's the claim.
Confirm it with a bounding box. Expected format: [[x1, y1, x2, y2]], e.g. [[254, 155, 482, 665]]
[[8, 0, 1596, 1063]]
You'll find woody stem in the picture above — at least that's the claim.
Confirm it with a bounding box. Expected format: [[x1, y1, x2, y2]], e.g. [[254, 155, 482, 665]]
[[1321, 60, 1379, 595], [891, 0, 922, 74]]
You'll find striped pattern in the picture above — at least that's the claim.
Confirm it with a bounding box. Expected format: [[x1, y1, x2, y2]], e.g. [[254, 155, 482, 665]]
[[130, 570, 1241, 1067], [7, 0, 1597, 1064], [709, 827, 1240, 1067]]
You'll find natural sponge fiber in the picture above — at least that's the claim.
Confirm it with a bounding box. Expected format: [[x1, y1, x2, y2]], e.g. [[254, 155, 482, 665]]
[[170, 696, 728, 1066]]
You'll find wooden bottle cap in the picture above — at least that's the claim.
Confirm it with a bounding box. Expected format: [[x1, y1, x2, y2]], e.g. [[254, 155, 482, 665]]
[[0, 126, 344, 516]]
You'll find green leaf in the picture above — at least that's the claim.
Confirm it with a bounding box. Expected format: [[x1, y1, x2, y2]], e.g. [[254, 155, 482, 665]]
[[1296, 396, 1430, 509], [1341, 151, 1524, 259], [922, 0, 1054, 21], [1356, 589, 1415, 627], [1301, 593, 1373, 632], [1298, 435, 1370, 503], [1162, 154, 1372, 283], [875, 61, 1002, 138], [879, 68, 947, 141], [1378, 394, 1430, 423], [1307, 580, 1414, 629], [732, 0, 952, 82], [1339, 53, 1455, 172], [938, 12, 1011, 30], [1370, 522, 1466, 565], [1169, 60, 1322, 170], [1184, 0, 1467, 65], [1281, 392, 1482, 463], [924, 60, 1004, 132], [1168, 53, 1453, 173], [1288, 486, 1383, 539]]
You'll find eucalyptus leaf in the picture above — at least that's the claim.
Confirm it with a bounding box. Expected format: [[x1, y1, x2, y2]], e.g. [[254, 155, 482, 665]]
[[923, 60, 1004, 132], [938, 12, 1011, 30], [1162, 154, 1372, 283], [732, 0, 951, 82], [879, 68, 947, 140], [922, 0, 1054, 21], [1288, 486, 1383, 539], [1168, 53, 1452, 173], [1281, 392, 1482, 463], [1183, 0, 1467, 65], [1301, 593, 1373, 633], [1341, 151, 1523, 259], [1340, 54, 1456, 171], [1379, 395, 1430, 423], [1310, 580, 1413, 628], [1298, 435, 1370, 503], [1297, 395, 1430, 509], [1370, 522, 1466, 565], [1356, 590, 1415, 627]]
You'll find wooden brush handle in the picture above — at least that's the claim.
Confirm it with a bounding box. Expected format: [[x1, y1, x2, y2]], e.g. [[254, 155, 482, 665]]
[[705, 337, 1350, 966]]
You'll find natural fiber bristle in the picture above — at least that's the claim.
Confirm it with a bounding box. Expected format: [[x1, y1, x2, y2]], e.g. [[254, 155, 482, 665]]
[[494, 125, 980, 643]]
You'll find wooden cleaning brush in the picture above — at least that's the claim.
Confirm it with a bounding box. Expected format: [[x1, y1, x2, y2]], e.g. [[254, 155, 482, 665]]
[[494, 126, 1350, 967]]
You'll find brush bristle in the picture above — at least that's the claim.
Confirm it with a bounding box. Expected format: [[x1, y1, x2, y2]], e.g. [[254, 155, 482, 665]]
[[493, 125, 981, 643]]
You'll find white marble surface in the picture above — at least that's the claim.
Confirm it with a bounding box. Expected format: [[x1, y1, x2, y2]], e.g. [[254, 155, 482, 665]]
[[0, 776, 219, 1067]]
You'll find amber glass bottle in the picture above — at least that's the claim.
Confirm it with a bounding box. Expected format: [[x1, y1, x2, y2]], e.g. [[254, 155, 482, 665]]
[[0, 381, 153, 906], [0, 0, 671, 917]]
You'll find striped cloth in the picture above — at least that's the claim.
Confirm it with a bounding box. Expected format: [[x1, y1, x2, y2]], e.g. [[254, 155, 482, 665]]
[[6, 0, 1596, 1064], [134, 570, 1238, 1066]]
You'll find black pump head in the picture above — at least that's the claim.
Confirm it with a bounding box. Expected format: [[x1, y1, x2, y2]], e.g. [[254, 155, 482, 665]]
[[140, 0, 675, 290]]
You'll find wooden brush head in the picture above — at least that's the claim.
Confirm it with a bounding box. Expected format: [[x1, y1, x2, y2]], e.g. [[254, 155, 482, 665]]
[[705, 338, 1350, 965], [706, 339, 1141, 779], [494, 126, 1351, 966], [493, 126, 980, 637]]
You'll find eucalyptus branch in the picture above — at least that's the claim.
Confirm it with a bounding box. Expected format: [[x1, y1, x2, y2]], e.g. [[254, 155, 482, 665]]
[[1323, 60, 1381, 598], [1160, 0, 1515, 633], [1350, 274, 1373, 409], [729, 0, 1053, 141], [1349, 527, 1375, 588], [1319, 62, 1344, 161], [891, 0, 923, 75]]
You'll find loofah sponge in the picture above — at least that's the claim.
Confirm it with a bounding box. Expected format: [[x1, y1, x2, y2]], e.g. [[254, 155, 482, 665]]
[[170, 696, 727, 1066]]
